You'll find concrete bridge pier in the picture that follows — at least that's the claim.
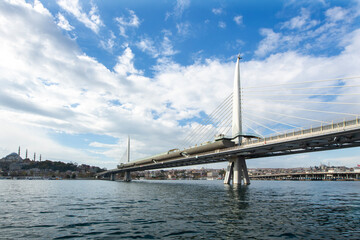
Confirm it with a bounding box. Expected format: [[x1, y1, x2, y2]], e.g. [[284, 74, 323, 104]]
[[224, 161, 233, 184], [234, 157, 250, 185], [124, 171, 131, 182], [224, 156, 250, 185], [110, 173, 115, 181]]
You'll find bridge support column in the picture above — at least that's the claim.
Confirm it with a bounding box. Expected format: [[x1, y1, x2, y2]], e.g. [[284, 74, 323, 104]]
[[234, 157, 250, 185], [124, 171, 131, 182], [224, 161, 234, 184], [110, 173, 115, 181], [224, 156, 250, 185]]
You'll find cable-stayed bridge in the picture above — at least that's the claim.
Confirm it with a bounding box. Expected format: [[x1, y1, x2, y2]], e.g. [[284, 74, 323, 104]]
[[97, 56, 360, 185]]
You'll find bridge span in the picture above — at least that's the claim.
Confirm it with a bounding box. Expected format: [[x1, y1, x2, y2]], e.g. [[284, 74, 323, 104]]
[[97, 117, 360, 181]]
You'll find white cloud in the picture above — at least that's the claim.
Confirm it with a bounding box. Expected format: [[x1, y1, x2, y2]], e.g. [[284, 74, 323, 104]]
[[57, 0, 103, 33], [4, 0, 51, 16], [166, 0, 190, 19], [175, 0, 190, 15], [136, 32, 179, 60], [282, 8, 318, 30], [33, 0, 51, 16], [218, 21, 226, 29], [256, 6, 359, 57], [212, 8, 223, 15], [153, 59, 234, 113], [114, 47, 142, 76], [100, 31, 116, 51], [255, 28, 281, 57], [325, 6, 349, 22], [176, 22, 191, 36], [89, 142, 116, 148], [161, 33, 178, 56], [56, 13, 74, 31], [89, 4, 102, 27], [233, 15, 243, 25], [136, 37, 158, 58], [115, 9, 140, 37]]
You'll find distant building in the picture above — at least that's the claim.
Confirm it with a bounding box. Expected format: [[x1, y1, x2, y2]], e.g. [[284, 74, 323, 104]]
[[207, 171, 219, 180], [1, 153, 23, 163], [9, 162, 22, 171]]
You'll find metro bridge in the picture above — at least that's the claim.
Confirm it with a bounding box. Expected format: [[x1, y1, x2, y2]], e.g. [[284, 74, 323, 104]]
[[97, 56, 360, 185]]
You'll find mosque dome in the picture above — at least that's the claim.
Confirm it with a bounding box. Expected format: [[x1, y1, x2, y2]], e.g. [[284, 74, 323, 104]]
[[2, 152, 23, 162]]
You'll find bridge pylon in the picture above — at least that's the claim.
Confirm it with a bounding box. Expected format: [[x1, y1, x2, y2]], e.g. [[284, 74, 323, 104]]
[[224, 55, 250, 185], [124, 136, 131, 182]]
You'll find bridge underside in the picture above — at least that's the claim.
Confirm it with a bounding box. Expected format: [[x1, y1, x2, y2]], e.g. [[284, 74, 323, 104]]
[[99, 126, 360, 178]]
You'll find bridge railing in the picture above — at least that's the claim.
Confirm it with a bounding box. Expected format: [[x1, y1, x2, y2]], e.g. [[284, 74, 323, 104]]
[[241, 117, 360, 146]]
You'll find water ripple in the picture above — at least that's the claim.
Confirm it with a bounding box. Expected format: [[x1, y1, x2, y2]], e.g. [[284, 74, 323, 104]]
[[0, 180, 359, 239]]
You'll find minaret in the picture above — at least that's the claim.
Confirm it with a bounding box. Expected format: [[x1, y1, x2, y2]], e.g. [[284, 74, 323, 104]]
[[232, 54, 242, 145], [18, 146, 21, 156], [40, 154, 42, 161], [26, 149, 28, 159], [34, 152, 36, 161]]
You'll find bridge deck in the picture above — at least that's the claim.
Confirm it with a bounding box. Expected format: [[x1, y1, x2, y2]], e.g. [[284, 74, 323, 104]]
[[98, 118, 360, 177]]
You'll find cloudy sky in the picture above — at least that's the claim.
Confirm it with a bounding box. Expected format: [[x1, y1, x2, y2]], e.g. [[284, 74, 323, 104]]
[[1, 0, 360, 169]]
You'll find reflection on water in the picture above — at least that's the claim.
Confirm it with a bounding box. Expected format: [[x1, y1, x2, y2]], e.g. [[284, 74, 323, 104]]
[[0, 180, 359, 239]]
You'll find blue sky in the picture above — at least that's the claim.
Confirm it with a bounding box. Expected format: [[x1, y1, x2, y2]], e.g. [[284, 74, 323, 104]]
[[1, 0, 360, 169], [42, 0, 358, 68]]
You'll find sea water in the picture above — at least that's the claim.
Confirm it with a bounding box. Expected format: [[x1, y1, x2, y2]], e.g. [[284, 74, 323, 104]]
[[0, 180, 359, 239]]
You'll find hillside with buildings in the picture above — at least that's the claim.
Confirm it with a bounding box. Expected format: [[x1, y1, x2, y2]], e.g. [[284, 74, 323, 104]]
[[114, 164, 360, 181], [0, 150, 105, 179]]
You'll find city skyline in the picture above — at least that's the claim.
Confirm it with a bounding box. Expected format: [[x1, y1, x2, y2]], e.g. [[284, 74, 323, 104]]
[[1, 0, 360, 169]]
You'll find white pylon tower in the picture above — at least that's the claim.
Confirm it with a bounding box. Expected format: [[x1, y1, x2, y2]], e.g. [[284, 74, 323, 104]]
[[232, 54, 242, 145], [124, 135, 131, 182], [127, 135, 130, 163], [224, 54, 250, 185]]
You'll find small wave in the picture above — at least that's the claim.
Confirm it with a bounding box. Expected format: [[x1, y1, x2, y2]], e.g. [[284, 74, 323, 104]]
[[164, 230, 198, 237], [278, 233, 297, 238], [83, 231, 104, 236], [59, 221, 107, 229], [27, 224, 56, 228], [54, 234, 83, 239], [108, 230, 130, 235], [131, 219, 166, 225]]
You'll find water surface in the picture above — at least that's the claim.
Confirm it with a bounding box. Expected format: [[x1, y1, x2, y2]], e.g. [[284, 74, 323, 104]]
[[0, 180, 359, 239]]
